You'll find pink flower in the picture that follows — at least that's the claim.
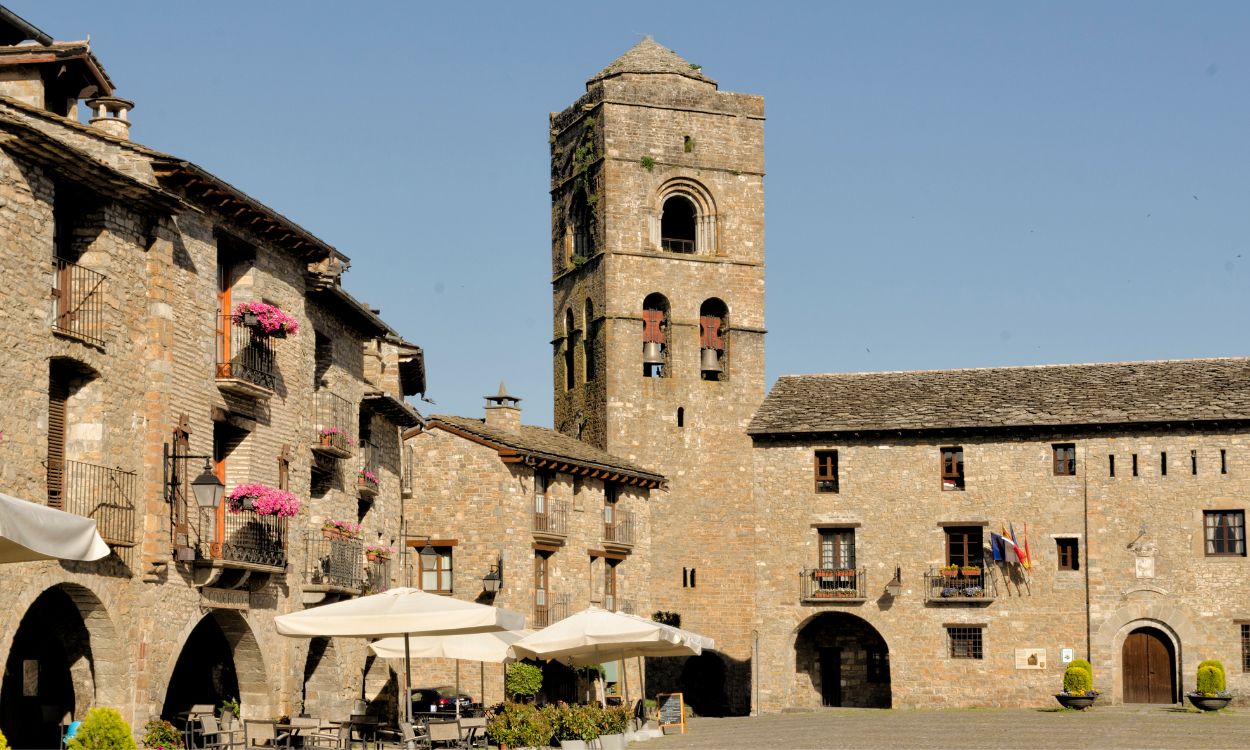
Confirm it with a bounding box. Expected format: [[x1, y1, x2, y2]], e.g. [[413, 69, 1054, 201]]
[[232, 301, 300, 336], [226, 483, 301, 517]]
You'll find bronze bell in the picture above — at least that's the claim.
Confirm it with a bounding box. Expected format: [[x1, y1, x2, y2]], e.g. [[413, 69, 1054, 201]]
[[701, 348, 723, 373], [642, 341, 665, 365]]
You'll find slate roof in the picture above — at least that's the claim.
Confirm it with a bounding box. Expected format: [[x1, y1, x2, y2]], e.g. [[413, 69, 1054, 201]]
[[748, 358, 1250, 437], [427, 415, 665, 487], [588, 36, 715, 86]]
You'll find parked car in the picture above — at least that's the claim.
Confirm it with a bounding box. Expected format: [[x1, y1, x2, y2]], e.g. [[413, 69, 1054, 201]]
[[411, 686, 473, 714]]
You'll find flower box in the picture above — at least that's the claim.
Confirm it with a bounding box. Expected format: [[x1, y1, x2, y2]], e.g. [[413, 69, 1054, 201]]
[[940, 568, 959, 578], [231, 301, 299, 337], [834, 569, 856, 578], [225, 483, 301, 517]]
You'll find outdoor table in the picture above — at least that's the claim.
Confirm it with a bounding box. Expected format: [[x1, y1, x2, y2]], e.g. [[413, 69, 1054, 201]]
[[273, 717, 322, 749]]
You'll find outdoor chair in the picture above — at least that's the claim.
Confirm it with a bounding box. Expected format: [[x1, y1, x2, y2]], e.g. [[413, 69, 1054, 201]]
[[377, 721, 430, 750], [200, 715, 244, 750], [348, 714, 381, 749], [457, 717, 486, 749], [243, 719, 277, 748], [303, 720, 351, 749], [426, 720, 464, 750]]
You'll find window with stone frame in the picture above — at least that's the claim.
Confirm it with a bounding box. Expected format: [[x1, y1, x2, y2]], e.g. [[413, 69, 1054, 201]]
[[1241, 623, 1250, 673], [1204, 510, 1246, 557], [419, 546, 453, 593], [814, 450, 838, 493], [1053, 444, 1076, 476], [941, 447, 964, 490], [1056, 537, 1079, 571], [944, 526, 983, 568], [948, 626, 983, 659], [819, 528, 855, 571]]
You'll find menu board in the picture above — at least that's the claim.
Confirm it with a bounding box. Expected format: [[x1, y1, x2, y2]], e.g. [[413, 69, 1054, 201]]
[[657, 692, 686, 734]]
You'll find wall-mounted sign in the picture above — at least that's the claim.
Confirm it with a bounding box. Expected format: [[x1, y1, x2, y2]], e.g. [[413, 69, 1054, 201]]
[[1061, 647, 1074, 664], [1014, 648, 1046, 670]]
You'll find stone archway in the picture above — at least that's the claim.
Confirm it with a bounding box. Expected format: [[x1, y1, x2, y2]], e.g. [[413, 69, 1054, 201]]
[[681, 652, 728, 716], [0, 583, 122, 749], [793, 612, 890, 709], [1092, 600, 1195, 703], [1122, 626, 1176, 704], [161, 611, 271, 721]]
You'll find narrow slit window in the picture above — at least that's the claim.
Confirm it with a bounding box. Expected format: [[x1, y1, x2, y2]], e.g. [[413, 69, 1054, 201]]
[[1132, 454, 1138, 477], [1192, 450, 1198, 476], [1109, 455, 1116, 478], [1222, 449, 1228, 475], [677, 407, 684, 428], [1161, 452, 1167, 476]]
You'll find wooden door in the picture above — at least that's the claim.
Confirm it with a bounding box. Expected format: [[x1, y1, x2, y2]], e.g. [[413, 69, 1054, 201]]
[[1122, 629, 1175, 703], [819, 647, 842, 707]]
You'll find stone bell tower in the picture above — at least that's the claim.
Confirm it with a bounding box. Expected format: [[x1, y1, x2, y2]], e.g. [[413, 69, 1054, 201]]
[[549, 37, 765, 714]]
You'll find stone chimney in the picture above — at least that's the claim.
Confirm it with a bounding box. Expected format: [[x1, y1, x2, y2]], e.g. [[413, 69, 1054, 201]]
[[483, 382, 522, 432], [85, 97, 134, 140]]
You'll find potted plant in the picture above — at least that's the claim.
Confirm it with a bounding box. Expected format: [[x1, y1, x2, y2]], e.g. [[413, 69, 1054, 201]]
[[812, 569, 833, 578], [322, 519, 361, 540], [225, 484, 301, 517], [545, 702, 601, 750], [505, 662, 543, 703], [219, 696, 240, 729], [960, 564, 981, 577], [834, 568, 856, 578], [231, 301, 299, 338], [597, 704, 630, 750], [1055, 662, 1098, 709], [140, 718, 183, 749], [365, 544, 392, 563], [486, 702, 552, 750], [1186, 659, 1232, 711], [318, 427, 354, 449], [357, 469, 380, 494], [939, 564, 959, 578], [66, 707, 136, 750]]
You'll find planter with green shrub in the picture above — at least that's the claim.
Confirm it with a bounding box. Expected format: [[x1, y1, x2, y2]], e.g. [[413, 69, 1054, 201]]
[[1054, 662, 1098, 710], [486, 702, 553, 750], [140, 719, 182, 749], [1186, 659, 1232, 711]]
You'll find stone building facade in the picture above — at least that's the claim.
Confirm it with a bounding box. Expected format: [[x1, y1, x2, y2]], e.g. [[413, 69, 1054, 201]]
[[542, 39, 1250, 715], [400, 387, 662, 704], [0, 9, 424, 744]]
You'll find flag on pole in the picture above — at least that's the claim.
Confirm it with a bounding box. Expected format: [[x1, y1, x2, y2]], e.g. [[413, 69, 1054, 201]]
[[1022, 523, 1033, 571], [1000, 525, 1020, 564], [989, 532, 1006, 562], [1010, 523, 1030, 570]]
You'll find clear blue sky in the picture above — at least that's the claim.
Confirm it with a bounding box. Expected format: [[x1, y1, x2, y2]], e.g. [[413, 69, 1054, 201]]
[[19, 2, 1250, 426]]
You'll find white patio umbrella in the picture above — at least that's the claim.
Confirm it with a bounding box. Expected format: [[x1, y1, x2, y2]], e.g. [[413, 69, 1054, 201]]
[[0, 492, 110, 563], [508, 607, 714, 705], [370, 629, 533, 714], [275, 587, 525, 724]]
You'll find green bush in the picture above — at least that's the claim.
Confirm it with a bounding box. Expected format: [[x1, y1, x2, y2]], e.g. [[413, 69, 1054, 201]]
[[1197, 665, 1224, 697], [67, 707, 137, 750], [1062, 665, 1092, 696], [486, 702, 552, 748], [1197, 659, 1226, 692], [219, 697, 239, 717], [140, 719, 182, 749], [599, 704, 630, 735], [1068, 659, 1092, 682], [505, 662, 543, 701]]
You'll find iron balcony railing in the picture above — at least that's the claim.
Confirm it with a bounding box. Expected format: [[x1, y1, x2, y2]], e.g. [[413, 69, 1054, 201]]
[[366, 556, 391, 594], [533, 498, 569, 536], [801, 567, 867, 602], [47, 459, 135, 547], [313, 390, 354, 457], [215, 314, 277, 394], [305, 532, 364, 592], [604, 509, 635, 546], [533, 591, 570, 628], [52, 258, 106, 347], [924, 568, 997, 602], [209, 508, 288, 568], [357, 441, 380, 496]]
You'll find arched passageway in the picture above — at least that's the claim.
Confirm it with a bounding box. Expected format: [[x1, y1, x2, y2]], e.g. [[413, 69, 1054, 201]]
[[681, 652, 727, 716], [2, 589, 87, 747], [162, 610, 270, 720], [794, 612, 890, 708]]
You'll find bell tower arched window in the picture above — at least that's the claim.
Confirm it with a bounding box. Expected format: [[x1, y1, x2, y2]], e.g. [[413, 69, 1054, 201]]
[[564, 308, 577, 391], [699, 298, 728, 382], [642, 293, 670, 378], [583, 299, 596, 382], [660, 196, 696, 253], [570, 190, 594, 260]]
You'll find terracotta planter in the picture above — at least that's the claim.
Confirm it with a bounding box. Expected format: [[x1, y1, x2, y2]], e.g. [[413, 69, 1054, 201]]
[[1186, 694, 1231, 711], [835, 570, 855, 578], [366, 552, 390, 563], [319, 433, 334, 447], [940, 569, 959, 578], [322, 528, 345, 541]]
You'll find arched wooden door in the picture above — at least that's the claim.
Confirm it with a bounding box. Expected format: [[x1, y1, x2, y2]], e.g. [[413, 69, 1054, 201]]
[[1122, 627, 1176, 703]]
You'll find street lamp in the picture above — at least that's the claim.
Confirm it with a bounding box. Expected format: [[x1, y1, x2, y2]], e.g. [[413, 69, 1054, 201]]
[[190, 460, 225, 508], [482, 558, 504, 594], [884, 566, 902, 598]]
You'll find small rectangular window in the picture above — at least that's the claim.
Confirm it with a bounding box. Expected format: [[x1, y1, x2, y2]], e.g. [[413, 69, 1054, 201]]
[[819, 528, 856, 570], [1132, 454, 1138, 477], [1192, 450, 1198, 476], [815, 450, 838, 493], [1204, 511, 1246, 557], [1222, 449, 1228, 475], [1053, 444, 1076, 476], [941, 447, 965, 490], [419, 547, 454, 593], [1109, 455, 1116, 478], [1056, 538, 1079, 571], [948, 626, 983, 659], [1242, 623, 1249, 673], [945, 526, 983, 568], [1161, 451, 1168, 476]]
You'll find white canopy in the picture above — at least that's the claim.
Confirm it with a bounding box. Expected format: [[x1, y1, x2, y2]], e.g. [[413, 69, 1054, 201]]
[[0, 492, 110, 564], [369, 629, 534, 662], [508, 607, 714, 666], [274, 587, 526, 638]]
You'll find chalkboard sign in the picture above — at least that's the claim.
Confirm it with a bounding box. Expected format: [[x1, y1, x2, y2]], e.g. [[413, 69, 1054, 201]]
[[657, 692, 686, 734]]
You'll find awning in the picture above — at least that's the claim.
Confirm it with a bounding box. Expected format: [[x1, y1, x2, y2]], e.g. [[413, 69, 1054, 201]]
[[0, 492, 110, 563]]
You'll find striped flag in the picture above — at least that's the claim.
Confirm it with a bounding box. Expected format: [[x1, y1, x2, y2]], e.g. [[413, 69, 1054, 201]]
[[1000, 526, 1021, 564], [1010, 523, 1031, 570]]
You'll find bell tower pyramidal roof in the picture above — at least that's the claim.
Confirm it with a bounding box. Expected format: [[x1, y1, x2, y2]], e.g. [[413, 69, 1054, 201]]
[[587, 36, 716, 88]]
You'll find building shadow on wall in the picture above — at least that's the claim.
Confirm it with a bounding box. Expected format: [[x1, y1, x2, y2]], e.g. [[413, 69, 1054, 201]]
[[645, 650, 751, 717]]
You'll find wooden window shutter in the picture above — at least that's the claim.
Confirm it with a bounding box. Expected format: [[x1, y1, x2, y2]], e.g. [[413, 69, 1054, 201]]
[[46, 374, 69, 508]]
